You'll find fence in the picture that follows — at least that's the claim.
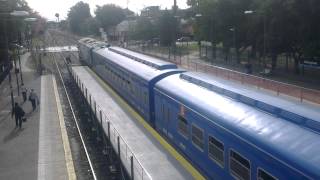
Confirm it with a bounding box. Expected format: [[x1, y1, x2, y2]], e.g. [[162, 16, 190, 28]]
[[183, 60, 320, 104], [126, 41, 184, 65], [126, 41, 320, 105], [73, 71, 152, 180]]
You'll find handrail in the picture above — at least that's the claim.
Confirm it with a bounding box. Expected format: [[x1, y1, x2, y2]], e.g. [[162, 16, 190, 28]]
[[190, 60, 320, 93], [74, 72, 152, 180], [97, 103, 152, 180], [125, 45, 320, 105], [184, 60, 320, 104]]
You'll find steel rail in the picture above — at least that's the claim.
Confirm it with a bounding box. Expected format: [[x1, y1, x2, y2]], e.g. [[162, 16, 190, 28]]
[[52, 47, 98, 180]]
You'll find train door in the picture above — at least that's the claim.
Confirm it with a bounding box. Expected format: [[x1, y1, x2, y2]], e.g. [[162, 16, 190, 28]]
[[164, 102, 171, 136], [160, 99, 167, 135], [163, 100, 178, 140]]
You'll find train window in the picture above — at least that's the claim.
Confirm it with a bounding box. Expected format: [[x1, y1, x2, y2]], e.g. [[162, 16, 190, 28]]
[[191, 124, 204, 151], [257, 168, 277, 180], [230, 150, 251, 180], [178, 115, 189, 139], [208, 136, 224, 167]]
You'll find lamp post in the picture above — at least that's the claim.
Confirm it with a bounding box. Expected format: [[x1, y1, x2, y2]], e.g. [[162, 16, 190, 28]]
[[12, 43, 24, 85], [195, 13, 215, 62], [10, 10, 29, 96], [24, 18, 37, 52], [244, 10, 266, 65], [11, 11, 30, 87], [0, 0, 30, 108], [229, 27, 236, 63], [172, 0, 178, 62]]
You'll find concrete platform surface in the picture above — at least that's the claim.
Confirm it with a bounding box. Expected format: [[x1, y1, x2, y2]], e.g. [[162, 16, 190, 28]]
[[0, 53, 75, 180]]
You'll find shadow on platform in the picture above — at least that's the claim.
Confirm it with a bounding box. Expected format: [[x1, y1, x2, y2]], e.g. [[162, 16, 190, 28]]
[[3, 128, 25, 143]]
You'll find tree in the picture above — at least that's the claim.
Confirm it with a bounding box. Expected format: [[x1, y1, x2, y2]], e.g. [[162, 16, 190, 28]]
[[159, 11, 177, 46], [80, 17, 100, 35], [130, 17, 157, 41], [0, 0, 32, 71], [94, 4, 125, 31], [190, 0, 320, 73], [67, 1, 91, 34]]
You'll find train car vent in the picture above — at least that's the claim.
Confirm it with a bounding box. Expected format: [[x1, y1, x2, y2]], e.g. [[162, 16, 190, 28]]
[[109, 48, 162, 70], [179, 73, 320, 134]]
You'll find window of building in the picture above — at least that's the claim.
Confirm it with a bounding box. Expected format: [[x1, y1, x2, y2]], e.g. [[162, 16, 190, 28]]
[[178, 115, 189, 139], [208, 136, 224, 167], [191, 124, 204, 150], [258, 168, 277, 180], [230, 150, 251, 180]]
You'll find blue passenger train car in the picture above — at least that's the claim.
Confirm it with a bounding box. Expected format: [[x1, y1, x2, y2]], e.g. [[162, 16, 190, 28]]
[[78, 38, 108, 66], [78, 38, 320, 180], [154, 72, 320, 179], [91, 47, 185, 123]]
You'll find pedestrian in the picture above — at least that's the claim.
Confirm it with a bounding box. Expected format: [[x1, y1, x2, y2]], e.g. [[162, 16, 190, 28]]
[[21, 85, 28, 102], [12, 102, 25, 129], [29, 89, 39, 111]]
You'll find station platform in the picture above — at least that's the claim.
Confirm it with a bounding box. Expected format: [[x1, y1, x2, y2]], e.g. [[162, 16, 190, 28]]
[[0, 53, 75, 180], [71, 66, 202, 180]]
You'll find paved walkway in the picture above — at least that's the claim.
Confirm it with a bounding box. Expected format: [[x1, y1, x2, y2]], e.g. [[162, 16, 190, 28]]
[[0, 53, 75, 180]]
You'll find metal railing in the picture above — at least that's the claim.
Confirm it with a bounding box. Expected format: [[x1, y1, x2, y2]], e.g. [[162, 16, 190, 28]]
[[72, 71, 152, 180], [125, 44, 320, 105], [183, 60, 320, 104]]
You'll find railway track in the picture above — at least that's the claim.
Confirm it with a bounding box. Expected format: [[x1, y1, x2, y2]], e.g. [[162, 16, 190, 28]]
[[40, 30, 127, 180]]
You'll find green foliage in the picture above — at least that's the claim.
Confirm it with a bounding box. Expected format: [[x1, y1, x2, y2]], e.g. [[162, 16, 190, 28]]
[[190, 0, 320, 62], [0, 0, 33, 66], [159, 11, 177, 46], [130, 17, 157, 41], [80, 17, 100, 36], [67, 1, 91, 35], [94, 4, 125, 31]]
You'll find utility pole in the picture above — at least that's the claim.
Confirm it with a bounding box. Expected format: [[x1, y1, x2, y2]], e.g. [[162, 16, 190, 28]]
[[173, 0, 178, 61]]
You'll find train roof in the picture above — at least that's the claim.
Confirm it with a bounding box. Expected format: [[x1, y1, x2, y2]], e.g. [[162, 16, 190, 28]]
[[179, 72, 320, 133], [109, 46, 178, 70], [93, 48, 184, 82], [155, 72, 320, 178], [78, 38, 108, 49]]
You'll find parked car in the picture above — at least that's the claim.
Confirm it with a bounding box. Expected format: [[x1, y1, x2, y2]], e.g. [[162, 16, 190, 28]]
[[177, 36, 191, 42]]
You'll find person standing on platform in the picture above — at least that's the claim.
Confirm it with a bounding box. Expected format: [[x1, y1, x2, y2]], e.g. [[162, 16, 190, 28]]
[[29, 89, 39, 111], [21, 85, 28, 102], [12, 103, 25, 129]]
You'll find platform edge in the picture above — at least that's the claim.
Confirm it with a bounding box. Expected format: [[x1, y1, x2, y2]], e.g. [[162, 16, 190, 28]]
[[52, 75, 77, 180]]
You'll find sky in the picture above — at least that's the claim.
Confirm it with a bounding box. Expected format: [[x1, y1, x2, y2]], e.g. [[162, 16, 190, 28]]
[[26, 0, 189, 20]]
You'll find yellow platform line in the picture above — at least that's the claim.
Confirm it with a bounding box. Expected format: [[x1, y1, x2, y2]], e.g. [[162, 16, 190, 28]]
[[85, 67, 206, 180], [52, 76, 77, 180]]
